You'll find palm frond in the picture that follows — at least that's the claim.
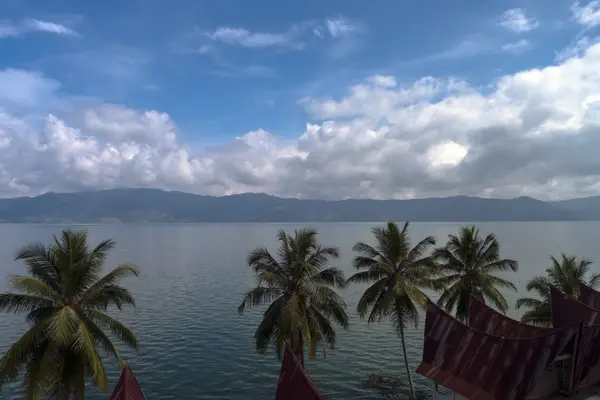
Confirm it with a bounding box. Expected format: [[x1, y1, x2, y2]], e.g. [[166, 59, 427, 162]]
[[82, 285, 136, 310], [480, 284, 509, 314], [0, 293, 53, 314], [8, 275, 61, 301], [14, 244, 62, 292], [0, 321, 49, 388], [238, 286, 283, 314], [81, 315, 123, 366], [254, 296, 286, 355], [479, 259, 519, 273], [355, 278, 387, 320], [83, 310, 139, 351], [515, 297, 544, 310], [311, 267, 346, 288], [48, 306, 81, 347], [80, 264, 139, 301], [71, 321, 108, 391], [346, 269, 385, 285]]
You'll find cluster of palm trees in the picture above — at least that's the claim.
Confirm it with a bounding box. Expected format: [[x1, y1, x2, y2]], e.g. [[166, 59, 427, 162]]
[[239, 222, 598, 399], [0, 226, 595, 399], [0, 230, 139, 400]]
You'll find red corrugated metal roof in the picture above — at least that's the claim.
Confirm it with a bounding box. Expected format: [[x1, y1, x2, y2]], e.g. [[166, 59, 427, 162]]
[[579, 283, 600, 310], [108, 365, 147, 400], [468, 297, 556, 338], [416, 301, 577, 400], [550, 286, 600, 388], [550, 286, 600, 328], [275, 346, 323, 400]]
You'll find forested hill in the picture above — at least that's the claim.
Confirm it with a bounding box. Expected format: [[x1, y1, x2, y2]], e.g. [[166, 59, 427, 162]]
[[0, 188, 593, 223]]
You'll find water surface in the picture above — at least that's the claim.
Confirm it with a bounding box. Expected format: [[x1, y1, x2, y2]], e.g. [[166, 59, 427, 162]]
[[1, 222, 599, 399]]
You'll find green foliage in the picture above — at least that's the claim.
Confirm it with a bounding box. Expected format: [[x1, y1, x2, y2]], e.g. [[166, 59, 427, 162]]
[[362, 373, 427, 399], [0, 229, 139, 399], [239, 228, 349, 361], [516, 254, 600, 326], [347, 221, 438, 399], [433, 226, 518, 322]]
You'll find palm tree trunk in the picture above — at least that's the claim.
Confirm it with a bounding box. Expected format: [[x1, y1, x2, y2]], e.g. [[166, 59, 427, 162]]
[[291, 335, 304, 367], [399, 323, 417, 399]]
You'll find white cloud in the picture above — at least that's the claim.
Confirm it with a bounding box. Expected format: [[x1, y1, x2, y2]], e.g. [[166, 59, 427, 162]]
[[207, 27, 299, 49], [502, 39, 532, 54], [556, 36, 600, 61], [5, 41, 600, 199], [571, 1, 600, 28], [498, 8, 539, 33], [0, 19, 78, 38], [325, 17, 363, 38], [205, 16, 363, 50]]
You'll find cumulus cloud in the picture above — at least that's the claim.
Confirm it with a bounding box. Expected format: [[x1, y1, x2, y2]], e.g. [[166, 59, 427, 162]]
[[571, 1, 600, 28], [498, 8, 539, 33], [5, 41, 600, 199], [0, 19, 78, 38]]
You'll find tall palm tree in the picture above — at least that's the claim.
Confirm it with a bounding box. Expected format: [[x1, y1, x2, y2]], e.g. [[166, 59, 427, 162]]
[[346, 221, 438, 400], [0, 230, 139, 399], [516, 254, 600, 326], [238, 228, 348, 364], [434, 226, 518, 322]]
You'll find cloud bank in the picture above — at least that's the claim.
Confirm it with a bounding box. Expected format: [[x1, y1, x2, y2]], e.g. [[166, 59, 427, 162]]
[[3, 42, 600, 200]]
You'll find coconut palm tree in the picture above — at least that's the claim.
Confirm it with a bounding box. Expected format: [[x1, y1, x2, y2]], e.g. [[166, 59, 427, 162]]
[[238, 228, 348, 364], [516, 254, 600, 326], [434, 226, 518, 322], [346, 221, 438, 400], [0, 229, 139, 399]]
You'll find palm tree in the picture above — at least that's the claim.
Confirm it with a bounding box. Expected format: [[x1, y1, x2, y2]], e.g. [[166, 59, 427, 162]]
[[346, 221, 438, 400], [0, 229, 139, 399], [434, 226, 518, 322], [238, 228, 348, 364], [516, 254, 600, 326]]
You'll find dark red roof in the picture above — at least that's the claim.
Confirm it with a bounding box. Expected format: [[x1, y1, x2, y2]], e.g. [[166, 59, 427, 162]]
[[108, 365, 147, 400], [550, 286, 600, 388], [550, 286, 600, 328], [579, 283, 600, 309], [416, 301, 577, 400], [468, 297, 556, 338], [275, 346, 323, 400]]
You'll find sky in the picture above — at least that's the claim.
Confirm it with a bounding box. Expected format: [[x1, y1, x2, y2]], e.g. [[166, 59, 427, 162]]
[[1, 0, 600, 200]]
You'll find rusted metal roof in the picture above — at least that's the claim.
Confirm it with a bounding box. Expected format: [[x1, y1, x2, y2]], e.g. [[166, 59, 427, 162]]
[[275, 346, 323, 400], [579, 283, 600, 310], [550, 286, 600, 328], [416, 301, 577, 400], [108, 365, 147, 400], [550, 286, 600, 388], [468, 297, 556, 338]]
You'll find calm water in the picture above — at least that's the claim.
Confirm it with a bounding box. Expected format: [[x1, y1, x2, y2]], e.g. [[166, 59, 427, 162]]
[[1, 222, 599, 399]]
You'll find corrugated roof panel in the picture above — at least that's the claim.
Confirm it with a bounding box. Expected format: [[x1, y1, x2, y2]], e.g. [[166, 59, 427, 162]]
[[550, 287, 600, 388], [469, 297, 556, 338], [275, 346, 323, 400], [416, 302, 577, 400], [550, 285, 600, 328], [579, 284, 600, 310], [108, 365, 147, 400]]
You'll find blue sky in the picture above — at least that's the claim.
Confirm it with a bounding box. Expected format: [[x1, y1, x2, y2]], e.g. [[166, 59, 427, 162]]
[[0, 0, 579, 142], [1, 0, 600, 199]]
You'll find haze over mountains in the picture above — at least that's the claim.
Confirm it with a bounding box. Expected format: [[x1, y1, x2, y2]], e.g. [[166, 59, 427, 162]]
[[0, 188, 597, 223]]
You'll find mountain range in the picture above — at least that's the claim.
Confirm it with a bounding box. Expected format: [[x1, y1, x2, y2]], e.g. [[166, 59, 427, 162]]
[[0, 188, 598, 223]]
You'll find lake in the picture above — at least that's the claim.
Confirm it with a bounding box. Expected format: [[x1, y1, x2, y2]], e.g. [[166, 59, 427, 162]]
[[1, 222, 599, 399]]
